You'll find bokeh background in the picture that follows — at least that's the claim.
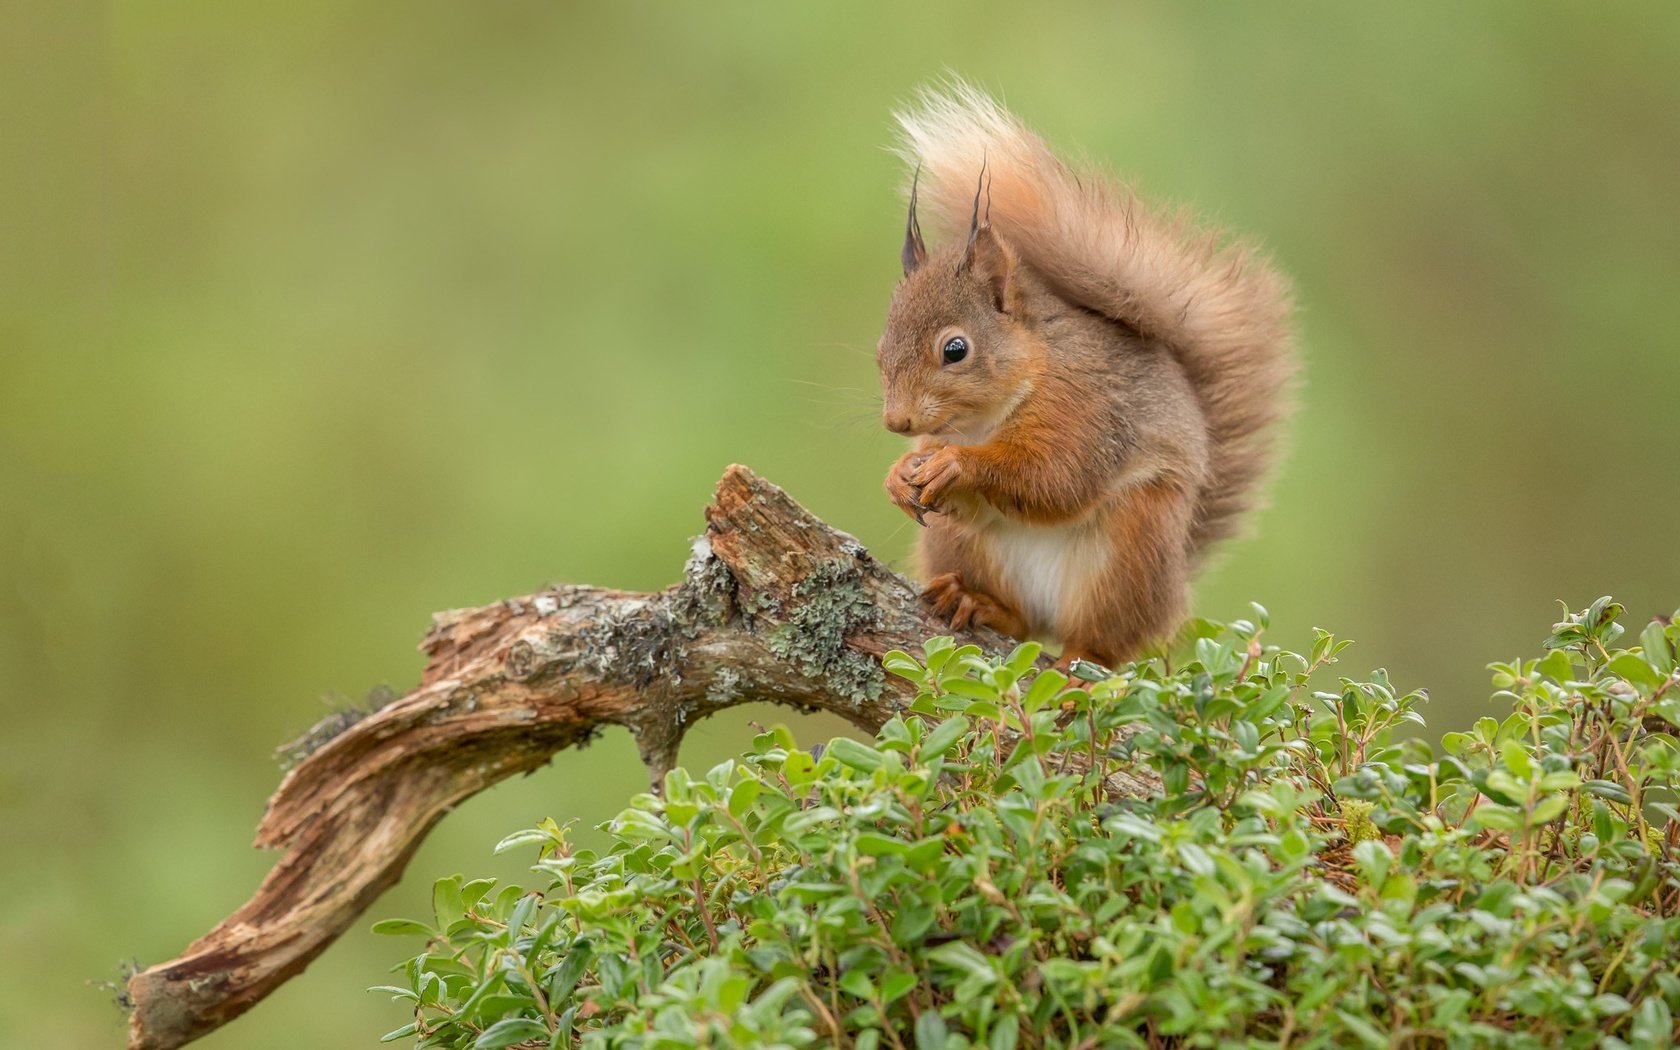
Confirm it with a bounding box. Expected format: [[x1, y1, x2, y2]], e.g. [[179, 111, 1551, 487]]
[[4, 3, 1678, 1046]]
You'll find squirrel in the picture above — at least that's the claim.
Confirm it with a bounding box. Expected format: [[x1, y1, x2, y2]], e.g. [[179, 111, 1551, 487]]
[[876, 83, 1297, 667]]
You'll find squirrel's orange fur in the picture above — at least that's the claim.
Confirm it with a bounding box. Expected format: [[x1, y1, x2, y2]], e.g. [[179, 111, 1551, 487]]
[[877, 83, 1296, 666]]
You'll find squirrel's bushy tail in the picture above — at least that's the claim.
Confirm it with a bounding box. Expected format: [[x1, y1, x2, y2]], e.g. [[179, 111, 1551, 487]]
[[895, 81, 1297, 557]]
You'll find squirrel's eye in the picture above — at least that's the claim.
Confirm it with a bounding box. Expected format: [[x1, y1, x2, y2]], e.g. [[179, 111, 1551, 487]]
[[941, 336, 969, 364]]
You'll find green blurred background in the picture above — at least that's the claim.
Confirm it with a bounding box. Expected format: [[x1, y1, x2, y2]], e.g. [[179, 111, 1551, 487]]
[[4, 3, 1678, 1046]]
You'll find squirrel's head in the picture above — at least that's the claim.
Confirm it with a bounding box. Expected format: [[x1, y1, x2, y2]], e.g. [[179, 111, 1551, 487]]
[[876, 168, 1039, 442]]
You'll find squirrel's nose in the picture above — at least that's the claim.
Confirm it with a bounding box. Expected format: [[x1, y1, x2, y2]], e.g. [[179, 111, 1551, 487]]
[[883, 412, 914, 435]]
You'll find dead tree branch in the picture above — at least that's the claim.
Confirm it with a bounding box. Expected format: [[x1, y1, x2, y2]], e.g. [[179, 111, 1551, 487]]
[[125, 465, 1157, 1049]]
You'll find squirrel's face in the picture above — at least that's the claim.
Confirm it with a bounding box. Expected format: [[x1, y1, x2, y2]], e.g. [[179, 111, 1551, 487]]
[[877, 226, 1037, 443]]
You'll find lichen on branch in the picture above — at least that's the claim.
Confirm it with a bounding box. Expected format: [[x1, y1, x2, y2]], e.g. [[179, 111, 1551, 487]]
[[124, 465, 1042, 1050]]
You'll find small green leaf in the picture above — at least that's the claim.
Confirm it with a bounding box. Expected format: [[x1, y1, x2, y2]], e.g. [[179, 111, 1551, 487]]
[[1530, 795, 1568, 824], [840, 968, 875, 1000], [1583, 779, 1634, 804], [1498, 739, 1533, 778], [884, 649, 927, 684], [1334, 1008, 1389, 1049], [1631, 997, 1673, 1046], [1607, 652, 1663, 688], [727, 778, 762, 818], [1536, 648, 1576, 683], [1640, 620, 1675, 675], [1472, 804, 1523, 831], [989, 1016, 1020, 1050], [929, 941, 997, 984], [432, 876, 465, 930], [1020, 669, 1068, 713], [854, 832, 908, 856], [370, 919, 434, 938], [1592, 801, 1615, 843], [474, 1017, 551, 1048], [1005, 641, 1043, 673], [919, 717, 968, 758], [914, 1008, 949, 1050], [826, 736, 885, 772], [880, 969, 917, 1003]]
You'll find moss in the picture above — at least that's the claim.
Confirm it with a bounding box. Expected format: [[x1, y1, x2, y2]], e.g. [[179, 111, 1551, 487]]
[[763, 559, 884, 705], [743, 589, 782, 619], [1339, 798, 1378, 844], [580, 603, 684, 689], [670, 535, 737, 632]]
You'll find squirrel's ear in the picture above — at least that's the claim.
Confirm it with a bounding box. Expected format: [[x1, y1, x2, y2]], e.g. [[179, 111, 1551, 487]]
[[963, 224, 1018, 316], [901, 164, 927, 276]]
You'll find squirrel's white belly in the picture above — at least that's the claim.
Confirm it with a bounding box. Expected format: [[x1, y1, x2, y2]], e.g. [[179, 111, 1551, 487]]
[[982, 516, 1111, 637]]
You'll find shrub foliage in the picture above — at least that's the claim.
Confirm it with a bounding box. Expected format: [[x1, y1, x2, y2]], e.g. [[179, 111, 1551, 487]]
[[374, 599, 1680, 1048]]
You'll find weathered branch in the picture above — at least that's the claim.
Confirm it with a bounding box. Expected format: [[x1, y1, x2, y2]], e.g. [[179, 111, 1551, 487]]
[[126, 465, 1157, 1049]]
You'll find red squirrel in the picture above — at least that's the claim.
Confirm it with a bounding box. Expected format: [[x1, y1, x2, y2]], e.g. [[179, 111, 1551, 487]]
[[877, 84, 1296, 667]]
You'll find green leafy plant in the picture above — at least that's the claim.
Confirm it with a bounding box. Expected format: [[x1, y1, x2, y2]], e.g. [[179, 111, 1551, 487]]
[[372, 599, 1680, 1048]]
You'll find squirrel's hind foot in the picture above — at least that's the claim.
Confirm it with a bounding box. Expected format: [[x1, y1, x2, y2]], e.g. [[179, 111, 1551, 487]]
[[922, 573, 1027, 638]]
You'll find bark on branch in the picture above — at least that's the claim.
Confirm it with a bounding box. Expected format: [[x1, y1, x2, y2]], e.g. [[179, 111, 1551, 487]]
[[125, 465, 1157, 1049]]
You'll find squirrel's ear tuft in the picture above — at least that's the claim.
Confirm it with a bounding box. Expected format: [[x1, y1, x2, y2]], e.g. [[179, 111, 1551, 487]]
[[901, 164, 927, 276], [964, 225, 1018, 316], [957, 157, 1014, 313]]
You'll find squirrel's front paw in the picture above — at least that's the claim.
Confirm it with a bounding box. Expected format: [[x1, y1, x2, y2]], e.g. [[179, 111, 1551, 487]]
[[908, 446, 966, 512], [884, 450, 933, 526]]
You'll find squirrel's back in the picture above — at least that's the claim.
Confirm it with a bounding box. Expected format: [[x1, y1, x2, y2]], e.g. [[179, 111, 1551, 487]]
[[894, 82, 1297, 557]]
